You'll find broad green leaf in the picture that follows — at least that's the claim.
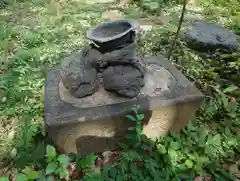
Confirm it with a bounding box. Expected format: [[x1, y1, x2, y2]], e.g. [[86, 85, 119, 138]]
[[46, 162, 58, 175], [187, 153, 198, 161], [212, 134, 222, 146], [228, 112, 237, 118], [168, 149, 178, 159], [147, 2, 159, 10], [102, 164, 112, 175], [198, 133, 207, 147], [207, 134, 221, 147], [177, 164, 187, 171], [46, 176, 55, 181], [14, 173, 27, 181], [120, 159, 128, 173], [223, 86, 238, 93], [125, 134, 136, 140], [116, 174, 125, 181], [22, 166, 39, 180], [118, 142, 129, 149], [222, 96, 229, 108], [27, 171, 39, 180], [0, 177, 10, 181], [126, 115, 136, 121], [37, 171, 47, 181], [128, 127, 135, 131], [57, 154, 71, 164], [109, 167, 118, 178], [41, 128, 46, 137], [46, 145, 56, 161], [59, 167, 69, 179], [170, 141, 181, 150], [105, 178, 115, 181], [130, 162, 138, 175], [156, 144, 167, 154], [224, 127, 232, 136], [76, 154, 97, 169], [197, 156, 210, 166], [227, 137, 237, 146], [219, 171, 237, 180], [137, 114, 144, 121], [185, 159, 194, 168]]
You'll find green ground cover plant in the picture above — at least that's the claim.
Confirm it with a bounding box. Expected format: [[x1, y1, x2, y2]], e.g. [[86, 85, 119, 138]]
[[0, 0, 239, 180]]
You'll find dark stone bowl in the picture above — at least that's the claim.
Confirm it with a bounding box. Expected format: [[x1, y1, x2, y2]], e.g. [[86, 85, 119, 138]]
[[86, 20, 139, 52]]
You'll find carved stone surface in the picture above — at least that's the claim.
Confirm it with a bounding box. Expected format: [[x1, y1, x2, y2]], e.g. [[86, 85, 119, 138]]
[[182, 21, 240, 52], [58, 56, 177, 108], [45, 56, 204, 155]]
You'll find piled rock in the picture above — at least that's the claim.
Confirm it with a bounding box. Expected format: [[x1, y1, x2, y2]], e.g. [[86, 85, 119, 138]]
[[60, 47, 100, 98], [60, 20, 145, 98]]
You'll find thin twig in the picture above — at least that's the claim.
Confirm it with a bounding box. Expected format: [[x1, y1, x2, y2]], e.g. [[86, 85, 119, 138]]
[[167, 0, 188, 60]]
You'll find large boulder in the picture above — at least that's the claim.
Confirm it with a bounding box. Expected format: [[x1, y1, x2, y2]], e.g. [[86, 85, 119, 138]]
[[182, 21, 240, 52]]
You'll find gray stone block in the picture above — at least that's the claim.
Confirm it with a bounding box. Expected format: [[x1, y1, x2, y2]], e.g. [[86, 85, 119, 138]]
[[181, 21, 240, 52], [44, 55, 204, 155]]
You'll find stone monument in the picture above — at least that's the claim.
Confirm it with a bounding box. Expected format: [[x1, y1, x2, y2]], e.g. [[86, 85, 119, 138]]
[[44, 20, 204, 155]]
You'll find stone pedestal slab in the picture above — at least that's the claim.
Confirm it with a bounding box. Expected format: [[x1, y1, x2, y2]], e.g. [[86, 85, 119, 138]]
[[44, 55, 204, 155]]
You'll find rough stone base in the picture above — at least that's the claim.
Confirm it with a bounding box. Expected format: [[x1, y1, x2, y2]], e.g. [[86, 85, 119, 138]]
[[44, 56, 204, 155], [48, 101, 202, 155]]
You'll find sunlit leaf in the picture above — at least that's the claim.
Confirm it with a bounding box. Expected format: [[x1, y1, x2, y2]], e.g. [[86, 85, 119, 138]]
[[137, 114, 144, 121], [126, 115, 136, 121], [170, 141, 181, 150], [185, 159, 194, 168], [14, 173, 27, 181], [168, 149, 178, 159], [157, 144, 167, 154], [59, 167, 69, 179], [57, 154, 71, 165], [22, 166, 39, 180], [223, 86, 238, 93], [0, 177, 10, 181], [46, 162, 58, 175], [46, 145, 56, 161], [76, 154, 97, 169]]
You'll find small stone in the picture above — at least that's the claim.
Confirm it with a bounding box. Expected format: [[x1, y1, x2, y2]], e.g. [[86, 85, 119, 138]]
[[102, 151, 121, 165], [102, 151, 113, 165], [182, 21, 240, 52]]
